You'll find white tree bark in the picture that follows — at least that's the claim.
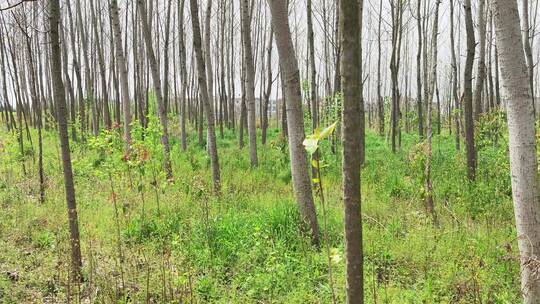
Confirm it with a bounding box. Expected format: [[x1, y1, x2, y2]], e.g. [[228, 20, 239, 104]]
[[241, 0, 259, 167], [109, 0, 131, 152], [474, 0, 487, 119], [492, 1, 540, 302]]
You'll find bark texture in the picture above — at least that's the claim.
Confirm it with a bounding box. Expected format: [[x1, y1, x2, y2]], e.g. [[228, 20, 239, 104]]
[[241, 0, 259, 167], [49, 0, 83, 283], [190, 0, 221, 194], [492, 1, 540, 302], [340, 0, 364, 302], [267, 0, 320, 248], [474, 0, 487, 119], [109, 0, 131, 151], [463, 0, 477, 181]]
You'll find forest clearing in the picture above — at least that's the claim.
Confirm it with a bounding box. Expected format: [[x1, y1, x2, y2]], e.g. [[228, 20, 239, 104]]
[[0, 0, 538, 303]]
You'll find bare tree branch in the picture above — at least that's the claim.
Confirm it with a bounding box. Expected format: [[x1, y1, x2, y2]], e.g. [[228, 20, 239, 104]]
[[0, 0, 38, 12]]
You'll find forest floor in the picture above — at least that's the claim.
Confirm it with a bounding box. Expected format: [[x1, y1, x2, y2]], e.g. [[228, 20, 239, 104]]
[[0, 117, 522, 303]]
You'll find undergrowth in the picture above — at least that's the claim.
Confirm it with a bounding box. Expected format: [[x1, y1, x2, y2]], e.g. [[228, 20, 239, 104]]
[[0, 116, 521, 303]]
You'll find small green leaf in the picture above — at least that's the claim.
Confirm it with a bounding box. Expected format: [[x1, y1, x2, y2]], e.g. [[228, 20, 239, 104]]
[[311, 160, 319, 168], [312, 178, 320, 184]]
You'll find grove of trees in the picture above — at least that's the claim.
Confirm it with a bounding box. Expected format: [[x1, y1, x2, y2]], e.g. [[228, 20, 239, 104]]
[[1, 0, 540, 302]]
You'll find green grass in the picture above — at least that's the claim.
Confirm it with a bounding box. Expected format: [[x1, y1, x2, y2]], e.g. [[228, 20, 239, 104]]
[[0, 119, 521, 303]]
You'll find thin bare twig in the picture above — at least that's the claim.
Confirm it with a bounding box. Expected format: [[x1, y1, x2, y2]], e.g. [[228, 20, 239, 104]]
[[0, 0, 38, 12]]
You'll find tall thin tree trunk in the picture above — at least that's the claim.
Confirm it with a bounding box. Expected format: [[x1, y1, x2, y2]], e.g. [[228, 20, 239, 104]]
[[163, 0, 172, 114], [90, 0, 111, 130], [487, 12, 495, 111], [307, 0, 320, 177], [464, 0, 477, 181], [179, 0, 188, 151], [358, 0, 365, 165], [239, 56, 247, 148], [219, 1, 228, 139], [474, 0, 487, 120], [190, 0, 221, 194], [492, 1, 540, 302], [422, 1, 429, 137], [416, 0, 424, 139], [66, 0, 85, 140], [76, 0, 97, 136], [20, 14, 45, 204], [307, 0, 318, 132], [228, 0, 236, 130], [59, 28, 77, 142], [268, 0, 320, 248], [204, 0, 214, 120], [109, 0, 131, 151], [390, 0, 403, 153], [425, 0, 440, 226], [522, 0, 536, 119], [137, 0, 173, 178], [494, 45, 502, 106], [49, 0, 83, 284], [340, 0, 364, 301], [377, 0, 384, 137], [241, 0, 259, 167], [450, 0, 460, 150], [262, 29, 274, 145]]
